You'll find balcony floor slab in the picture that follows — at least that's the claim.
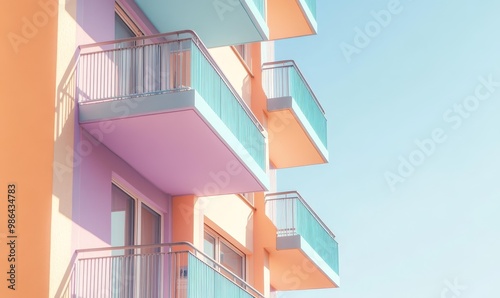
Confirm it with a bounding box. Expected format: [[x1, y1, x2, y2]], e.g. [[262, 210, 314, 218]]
[[270, 234, 340, 290], [267, 96, 328, 168], [79, 90, 268, 196]]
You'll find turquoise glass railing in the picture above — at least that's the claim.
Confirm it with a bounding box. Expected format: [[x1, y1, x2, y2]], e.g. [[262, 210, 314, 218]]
[[251, 0, 266, 20], [304, 0, 316, 19], [262, 61, 327, 149], [295, 196, 339, 274], [265, 192, 339, 275], [191, 42, 265, 170], [77, 31, 265, 171], [187, 253, 254, 298]]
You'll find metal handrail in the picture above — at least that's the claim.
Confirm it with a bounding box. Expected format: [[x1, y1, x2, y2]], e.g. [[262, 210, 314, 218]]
[[76, 30, 264, 133], [70, 241, 264, 298], [262, 60, 325, 114], [265, 191, 336, 238]]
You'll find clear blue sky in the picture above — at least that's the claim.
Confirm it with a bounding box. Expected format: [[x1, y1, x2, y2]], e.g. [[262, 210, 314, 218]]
[[275, 1, 500, 297]]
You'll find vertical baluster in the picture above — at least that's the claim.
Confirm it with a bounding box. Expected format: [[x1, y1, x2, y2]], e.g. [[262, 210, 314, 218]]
[[98, 52, 102, 100]]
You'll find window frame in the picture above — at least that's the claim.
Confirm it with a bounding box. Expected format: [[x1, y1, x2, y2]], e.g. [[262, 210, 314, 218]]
[[232, 44, 253, 76], [115, 2, 144, 37], [112, 181, 164, 246], [204, 226, 246, 281]]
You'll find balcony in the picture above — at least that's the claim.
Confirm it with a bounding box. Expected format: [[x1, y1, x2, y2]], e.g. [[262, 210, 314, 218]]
[[134, 0, 269, 47], [77, 31, 268, 196], [267, 0, 317, 40], [57, 242, 264, 298], [265, 192, 339, 290], [262, 61, 327, 168]]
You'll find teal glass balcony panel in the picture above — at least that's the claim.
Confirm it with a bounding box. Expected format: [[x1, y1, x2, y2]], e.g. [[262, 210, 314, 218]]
[[187, 253, 256, 298], [304, 0, 317, 19], [262, 61, 328, 168], [252, 0, 266, 18], [134, 0, 269, 47], [295, 197, 339, 274], [265, 192, 339, 289], [190, 47, 265, 171], [263, 61, 326, 147]]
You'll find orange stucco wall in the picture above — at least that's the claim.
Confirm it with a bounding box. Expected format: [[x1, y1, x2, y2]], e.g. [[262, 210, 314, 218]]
[[0, 0, 58, 296], [172, 195, 204, 248]]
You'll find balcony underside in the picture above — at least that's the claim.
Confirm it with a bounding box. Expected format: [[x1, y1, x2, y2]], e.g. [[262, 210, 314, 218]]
[[267, 96, 328, 168], [269, 235, 340, 290], [134, 0, 269, 47], [268, 0, 317, 40], [79, 90, 268, 196]]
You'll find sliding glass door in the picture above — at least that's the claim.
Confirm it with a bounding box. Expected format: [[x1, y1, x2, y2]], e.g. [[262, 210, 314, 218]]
[[111, 184, 135, 296], [111, 184, 163, 297]]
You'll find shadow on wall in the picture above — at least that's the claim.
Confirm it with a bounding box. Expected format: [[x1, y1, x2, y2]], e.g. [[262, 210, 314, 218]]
[[52, 46, 79, 223]]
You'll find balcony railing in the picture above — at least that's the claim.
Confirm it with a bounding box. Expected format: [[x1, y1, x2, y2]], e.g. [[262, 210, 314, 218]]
[[57, 242, 264, 298], [251, 0, 266, 20], [262, 60, 326, 148], [76, 31, 265, 170], [304, 0, 317, 19], [265, 192, 339, 274]]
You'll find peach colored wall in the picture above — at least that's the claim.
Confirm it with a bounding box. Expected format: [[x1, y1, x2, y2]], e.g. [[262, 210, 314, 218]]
[[0, 0, 58, 297], [208, 46, 253, 107], [203, 194, 254, 251], [172, 195, 204, 249], [50, 0, 77, 295], [249, 42, 271, 176], [251, 192, 272, 294], [264, 249, 271, 297], [250, 43, 267, 126], [246, 41, 275, 294]]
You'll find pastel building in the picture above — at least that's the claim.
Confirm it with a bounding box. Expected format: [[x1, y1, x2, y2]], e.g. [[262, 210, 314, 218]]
[[2, 0, 339, 297]]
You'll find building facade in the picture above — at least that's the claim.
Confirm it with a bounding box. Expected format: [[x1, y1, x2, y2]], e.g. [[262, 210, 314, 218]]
[[2, 0, 339, 297]]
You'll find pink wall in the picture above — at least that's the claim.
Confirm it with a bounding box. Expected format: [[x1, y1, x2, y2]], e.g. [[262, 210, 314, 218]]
[[76, 0, 114, 45], [72, 128, 170, 250]]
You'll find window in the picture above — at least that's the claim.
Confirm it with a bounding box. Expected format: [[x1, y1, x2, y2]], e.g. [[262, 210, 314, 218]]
[[141, 203, 161, 245], [240, 192, 254, 205], [111, 183, 163, 297], [115, 3, 143, 38], [111, 184, 135, 249], [204, 227, 246, 280], [203, 232, 216, 258], [234, 44, 252, 71], [220, 241, 244, 279], [114, 11, 140, 97], [111, 183, 162, 247], [115, 12, 136, 39]]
